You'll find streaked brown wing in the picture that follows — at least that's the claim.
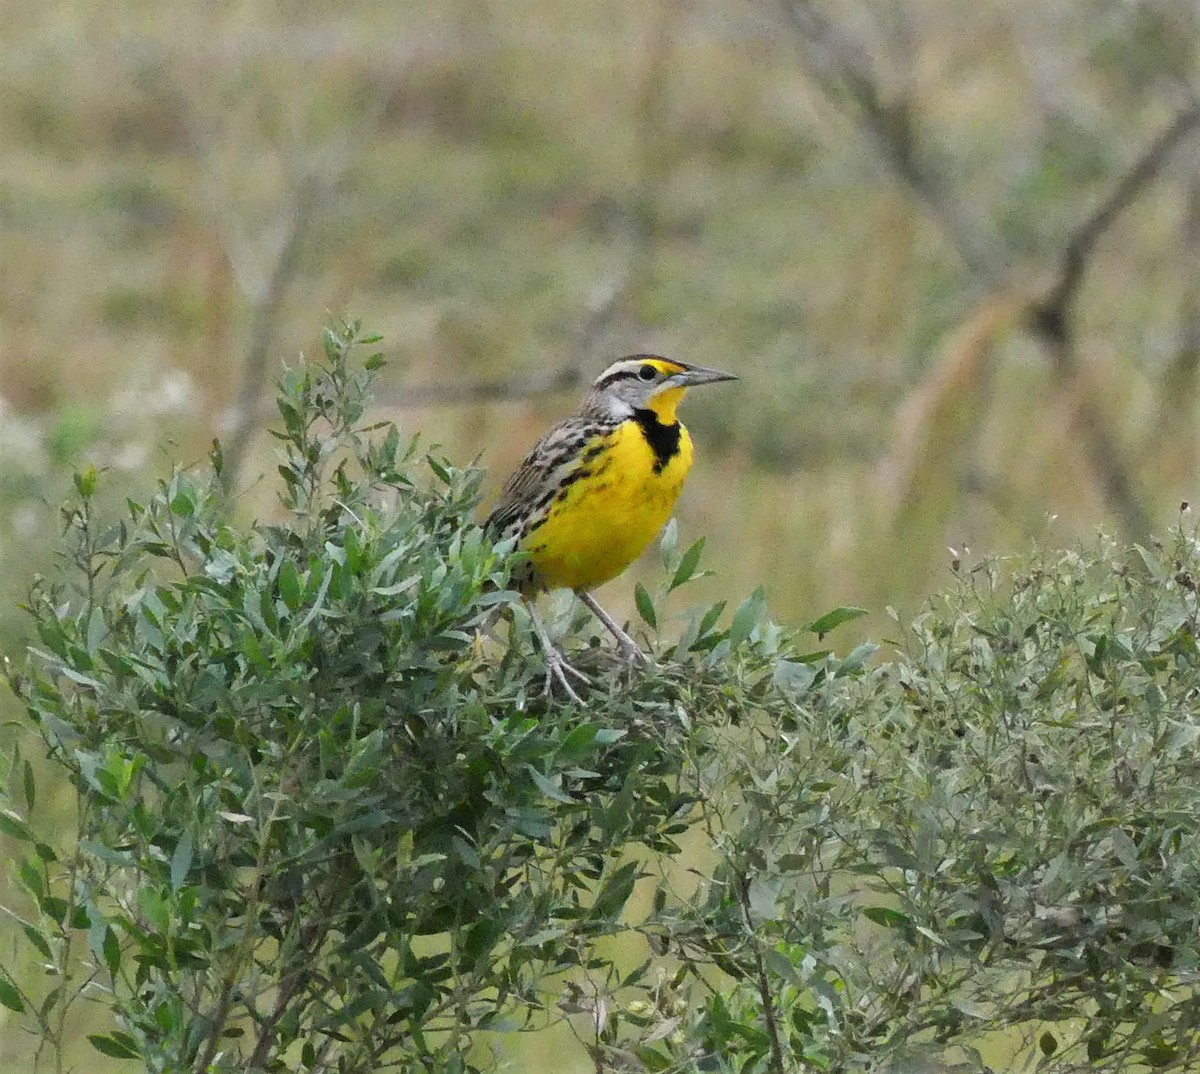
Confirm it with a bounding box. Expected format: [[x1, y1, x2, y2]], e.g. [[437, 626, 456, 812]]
[[485, 416, 608, 539]]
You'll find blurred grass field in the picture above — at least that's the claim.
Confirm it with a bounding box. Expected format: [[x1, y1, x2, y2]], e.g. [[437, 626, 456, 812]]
[[2, 0, 1199, 1068]]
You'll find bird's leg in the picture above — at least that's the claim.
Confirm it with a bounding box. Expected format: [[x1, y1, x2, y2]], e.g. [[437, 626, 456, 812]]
[[526, 601, 589, 703], [577, 591, 648, 665]]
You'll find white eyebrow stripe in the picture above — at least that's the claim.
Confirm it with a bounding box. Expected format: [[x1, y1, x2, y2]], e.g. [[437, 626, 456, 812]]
[[592, 357, 688, 388], [593, 360, 648, 387]]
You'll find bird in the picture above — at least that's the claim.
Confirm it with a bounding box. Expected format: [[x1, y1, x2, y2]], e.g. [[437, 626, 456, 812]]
[[486, 354, 737, 701]]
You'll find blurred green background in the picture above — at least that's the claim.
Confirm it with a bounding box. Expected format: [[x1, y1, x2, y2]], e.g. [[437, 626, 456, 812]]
[[3, 0, 1199, 1067]]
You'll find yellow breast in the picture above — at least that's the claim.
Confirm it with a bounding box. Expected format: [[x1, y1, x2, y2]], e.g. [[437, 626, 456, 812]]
[[522, 419, 694, 593]]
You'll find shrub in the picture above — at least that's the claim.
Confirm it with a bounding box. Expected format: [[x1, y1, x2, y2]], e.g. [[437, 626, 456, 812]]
[[0, 323, 806, 1072], [648, 533, 1200, 1072], [5, 322, 1200, 1073]]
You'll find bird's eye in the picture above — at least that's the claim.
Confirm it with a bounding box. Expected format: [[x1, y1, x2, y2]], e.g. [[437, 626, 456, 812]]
[[637, 363, 657, 381]]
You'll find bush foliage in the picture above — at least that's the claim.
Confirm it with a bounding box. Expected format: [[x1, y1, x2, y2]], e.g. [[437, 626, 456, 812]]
[[4, 324, 1200, 1073]]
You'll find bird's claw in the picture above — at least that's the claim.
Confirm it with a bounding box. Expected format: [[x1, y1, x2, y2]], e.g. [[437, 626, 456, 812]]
[[617, 641, 648, 666], [543, 648, 589, 703]]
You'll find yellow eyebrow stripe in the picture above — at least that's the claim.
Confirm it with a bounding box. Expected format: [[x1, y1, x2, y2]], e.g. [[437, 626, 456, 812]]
[[646, 359, 686, 376]]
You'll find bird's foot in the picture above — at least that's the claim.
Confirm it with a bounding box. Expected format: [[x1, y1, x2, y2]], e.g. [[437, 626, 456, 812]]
[[543, 646, 590, 704], [616, 638, 649, 666], [525, 601, 589, 703]]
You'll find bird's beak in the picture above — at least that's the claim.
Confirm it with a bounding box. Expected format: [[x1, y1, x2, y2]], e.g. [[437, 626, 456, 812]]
[[671, 363, 738, 387]]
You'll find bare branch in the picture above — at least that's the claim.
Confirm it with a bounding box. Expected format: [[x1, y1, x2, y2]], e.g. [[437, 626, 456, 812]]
[[777, 0, 1007, 285], [374, 270, 632, 410], [1164, 161, 1200, 401], [780, 2, 1200, 537], [218, 179, 315, 494], [1032, 102, 1200, 349], [161, 50, 396, 495], [1022, 103, 1200, 538], [379, 366, 581, 410]]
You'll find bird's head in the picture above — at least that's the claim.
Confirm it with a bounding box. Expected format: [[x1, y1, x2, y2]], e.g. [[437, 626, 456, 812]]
[[586, 355, 737, 423]]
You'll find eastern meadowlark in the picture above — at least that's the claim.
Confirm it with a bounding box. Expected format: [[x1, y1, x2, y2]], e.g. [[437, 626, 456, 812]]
[[487, 355, 737, 700]]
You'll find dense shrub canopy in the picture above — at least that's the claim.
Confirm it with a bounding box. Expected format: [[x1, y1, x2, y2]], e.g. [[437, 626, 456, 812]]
[[4, 325, 1200, 1073]]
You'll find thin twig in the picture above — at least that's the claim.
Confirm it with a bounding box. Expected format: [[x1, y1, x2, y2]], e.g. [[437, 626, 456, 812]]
[[734, 872, 786, 1074], [246, 934, 316, 1071]]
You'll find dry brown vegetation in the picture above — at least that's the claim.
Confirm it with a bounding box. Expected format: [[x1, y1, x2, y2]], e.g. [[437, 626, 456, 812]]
[[2, 0, 1199, 1068]]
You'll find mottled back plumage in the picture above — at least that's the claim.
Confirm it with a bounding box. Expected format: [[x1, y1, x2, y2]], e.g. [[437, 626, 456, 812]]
[[486, 412, 619, 545]]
